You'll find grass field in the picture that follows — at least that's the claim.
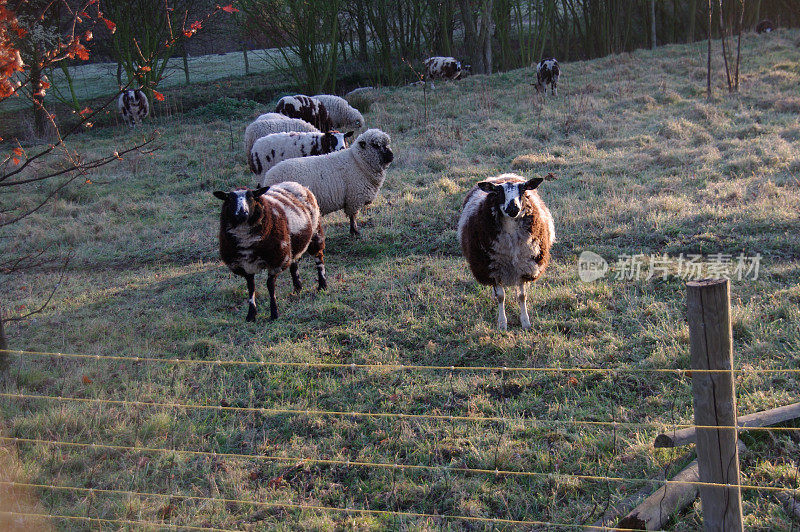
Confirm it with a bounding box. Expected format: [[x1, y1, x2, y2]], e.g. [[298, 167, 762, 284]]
[[2, 30, 800, 530]]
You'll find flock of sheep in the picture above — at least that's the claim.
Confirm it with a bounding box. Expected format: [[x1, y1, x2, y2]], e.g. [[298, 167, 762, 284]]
[[118, 56, 563, 329]]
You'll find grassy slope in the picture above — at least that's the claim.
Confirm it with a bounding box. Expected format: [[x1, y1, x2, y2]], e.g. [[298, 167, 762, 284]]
[[2, 30, 800, 530]]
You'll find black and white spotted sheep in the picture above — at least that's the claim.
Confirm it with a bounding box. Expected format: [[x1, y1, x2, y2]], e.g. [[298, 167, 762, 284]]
[[458, 173, 555, 331], [534, 58, 560, 96], [423, 56, 470, 88], [249, 130, 353, 175], [274, 95, 333, 132], [117, 89, 149, 127]]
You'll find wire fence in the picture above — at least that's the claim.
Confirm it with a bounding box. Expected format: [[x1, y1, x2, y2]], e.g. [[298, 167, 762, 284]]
[[1, 347, 799, 530]]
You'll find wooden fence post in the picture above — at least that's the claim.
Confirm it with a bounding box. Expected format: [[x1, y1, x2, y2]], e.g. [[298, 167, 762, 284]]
[[686, 279, 743, 531]]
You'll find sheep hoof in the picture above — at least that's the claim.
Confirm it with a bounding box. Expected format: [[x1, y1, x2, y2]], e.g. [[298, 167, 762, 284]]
[[246, 311, 257, 322]]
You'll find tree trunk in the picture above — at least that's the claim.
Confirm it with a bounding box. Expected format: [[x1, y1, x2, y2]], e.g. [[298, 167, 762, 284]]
[[707, 0, 713, 97], [29, 45, 49, 138], [650, 0, 657, 48], [182, 48, 190, 85], [480, 0, 493, 74], [718, 0, 733, 91], [116, 61, 123, 87], [242, 43, 250, 74], [355, 0, 368, 61], [0, 302, 8, 373], [688, 0, 698, 42]]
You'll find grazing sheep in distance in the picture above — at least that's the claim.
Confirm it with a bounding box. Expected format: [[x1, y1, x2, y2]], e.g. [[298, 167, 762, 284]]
[[255, 112, 290, 122], [423, 56, 470, 88], [458, 173, 555, 330], [534, 58, 560, 96], [213, 183, 327, 322], [244, 117, 319, 170], [259, 128, 393, 236], [250, 130, 353, 175], [275, 95, 332, 132], [312, 94, 365, 132], [756, 19, 774, 33], [117, 89, 149, 127]]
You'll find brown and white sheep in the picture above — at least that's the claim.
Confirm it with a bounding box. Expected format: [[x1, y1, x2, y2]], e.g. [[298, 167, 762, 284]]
[[534, 58, 560, 96], [214, 182, 327, 322], [275, 95, 333, 132], [458, 173, 555, 330]]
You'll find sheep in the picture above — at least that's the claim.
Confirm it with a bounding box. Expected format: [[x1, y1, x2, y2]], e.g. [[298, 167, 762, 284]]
[[423, 56, 470, 89], [259, 128, 393, 236], [255, 112, 290, 122], [250, 130, 353, 175], [756, 19, 774, 33], [534, 58, 560, 96], [312, 94, 365, 132], [213, 182, 327, 322], [275, 95, 332, 132], [458, 173, 555, 330], [117, 89, 149, 127], [244, 117, 319, 170]]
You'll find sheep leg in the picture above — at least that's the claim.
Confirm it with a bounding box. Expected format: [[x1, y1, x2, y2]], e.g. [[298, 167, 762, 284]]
[[518, 283, 531, 330], [307, 226, 328, 291], [290, 262, 302, 292], [267, 273, 278, 320], [245, 273, 257, 322], [349, 213, 360, 237], [552, 81, 557, 96], [494, 285, 507, 331]]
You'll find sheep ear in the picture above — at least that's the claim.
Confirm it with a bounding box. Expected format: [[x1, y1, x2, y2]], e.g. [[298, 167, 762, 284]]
[[521, 178, 544, 191], [477, 181, 498, 194], [213, 191, 227, 200], [344, 131, 354, 139], [252, 186, 270, 197]]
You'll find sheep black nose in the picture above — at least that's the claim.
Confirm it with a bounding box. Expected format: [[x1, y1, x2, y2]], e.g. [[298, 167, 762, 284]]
[[383, 148, 394, 164], [505, 203, 520, 217]]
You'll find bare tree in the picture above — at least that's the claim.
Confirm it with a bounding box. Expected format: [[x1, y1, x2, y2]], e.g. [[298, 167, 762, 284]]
[[459, 0, 493, 75]]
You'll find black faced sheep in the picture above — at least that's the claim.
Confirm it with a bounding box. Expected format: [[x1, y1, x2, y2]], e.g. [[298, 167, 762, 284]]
[[534, 58, 560, 96], [250, 130, 353, 175], [259, 129, 393, 236], [214, 183, 327, 322], [244, 117, 319, 171], [275, 95, 333, 132], [458, 173, 555, 330], [117, 89, 149, 127], [312, 94, 365, 132]]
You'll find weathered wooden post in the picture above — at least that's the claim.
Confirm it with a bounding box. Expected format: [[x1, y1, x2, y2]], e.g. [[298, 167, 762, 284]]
[[686, 279, 743, 531]]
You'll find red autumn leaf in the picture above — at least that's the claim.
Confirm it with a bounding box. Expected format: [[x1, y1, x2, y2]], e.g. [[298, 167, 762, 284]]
[[220, 4, 239, 13], [84, 30, 93, 41], [11, 157, 19, 165], [153, 90, 165, 101], [183, 31, 192, 37], [102, 17, 116, 33], [12, 147, 23, 156], [82, 375, 93, 385], [567, 376, 579, 387], [190, 20, 202, 31], [266, 475, 284, 489], [85, 179, 92, 184], [139, 65, 151, 72], [78, 107, 92, 116], [41, 80, 50, 89]]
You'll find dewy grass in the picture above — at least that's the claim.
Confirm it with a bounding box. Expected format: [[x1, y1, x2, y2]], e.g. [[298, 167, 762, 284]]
[[2, 30, 800, 530]]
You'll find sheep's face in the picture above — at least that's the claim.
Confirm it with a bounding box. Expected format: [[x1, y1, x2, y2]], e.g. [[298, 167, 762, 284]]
[[356, 130, 393, 168], [477, 178, 543, 219], [325, 130, 353, 151], [213, 187, 269, 225]]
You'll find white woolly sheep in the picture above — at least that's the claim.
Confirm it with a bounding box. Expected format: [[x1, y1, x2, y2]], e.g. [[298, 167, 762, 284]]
[[117, 89, 149, 127], [250, 130, 353, 175], [243, 117, 319, 169], [259, 128, 393, 236], [255, 112, 289, 122], [312, 94, 365, 132], [214, 183, 327, 322], [458, 173, 555, 330]]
